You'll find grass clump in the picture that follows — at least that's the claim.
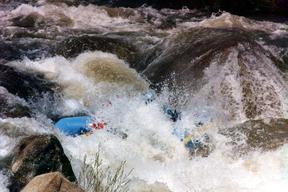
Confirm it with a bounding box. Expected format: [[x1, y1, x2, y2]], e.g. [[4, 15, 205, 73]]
[[78, 152, 132, 192]]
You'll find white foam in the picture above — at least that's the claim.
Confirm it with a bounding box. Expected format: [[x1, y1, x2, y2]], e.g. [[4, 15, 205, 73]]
[[9, 3, 144, 32], [0, 171, 9, 192], [8, 50, 287, 192], [9, 51, 148, 110], [0, 117, 52, 138], [60, 93, 288, 192], [0, 133, 15, 158], [179, 12, 286, 34]]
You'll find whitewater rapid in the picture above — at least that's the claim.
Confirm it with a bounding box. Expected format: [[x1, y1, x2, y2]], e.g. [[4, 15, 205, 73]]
[[1, 2, 288, 191], [1, 50, 287, 192]]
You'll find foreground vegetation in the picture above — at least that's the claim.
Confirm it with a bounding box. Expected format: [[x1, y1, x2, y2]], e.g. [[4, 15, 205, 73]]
[[78, 152, 132, 192]]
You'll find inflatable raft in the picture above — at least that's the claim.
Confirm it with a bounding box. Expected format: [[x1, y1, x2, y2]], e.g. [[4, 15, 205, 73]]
[[55, 116, 93, 136]]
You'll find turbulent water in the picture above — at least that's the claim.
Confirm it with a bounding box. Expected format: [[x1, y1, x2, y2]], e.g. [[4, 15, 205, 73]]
[[1, 1, 288, 192]]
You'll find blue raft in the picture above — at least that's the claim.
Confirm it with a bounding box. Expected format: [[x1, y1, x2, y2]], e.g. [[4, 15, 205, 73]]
[[55, 116, 93, 136]]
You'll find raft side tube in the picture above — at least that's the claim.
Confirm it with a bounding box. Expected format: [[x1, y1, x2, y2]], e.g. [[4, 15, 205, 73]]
[[55, 116, 93, 136]]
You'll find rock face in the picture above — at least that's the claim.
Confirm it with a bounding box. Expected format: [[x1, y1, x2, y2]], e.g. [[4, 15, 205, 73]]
[[9, 135, 76, 191], [21, 172, 84, 192], [220, 118, 288, 154]]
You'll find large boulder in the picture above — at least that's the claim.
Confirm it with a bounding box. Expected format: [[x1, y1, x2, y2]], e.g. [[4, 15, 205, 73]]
[[139, 26, 287, 120], [220, 118, 288, 154], [9, 135, 76, 191], [21, 172, 84, 192]]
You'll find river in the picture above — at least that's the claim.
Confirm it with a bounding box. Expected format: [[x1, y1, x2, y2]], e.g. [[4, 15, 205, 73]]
[[1, 1, 288, 192]]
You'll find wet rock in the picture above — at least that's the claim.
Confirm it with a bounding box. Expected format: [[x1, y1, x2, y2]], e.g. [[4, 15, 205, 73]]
[[56, 34, 138, 62], [21, 172, 84, 192], [0, 42, 22, 61], [0, 103, 30, 118], [140, 27, 287, 119], [0, 87, 31, 118], [9, 135, 76, 191], [142, 28, 252, 84], [11, 12, 44, 28], [220, 118, 288, 154], [1, 39, 55, 60], [0, 157, 13, 171], [104, 7, 137, 18], [0, 64, 56, 100]]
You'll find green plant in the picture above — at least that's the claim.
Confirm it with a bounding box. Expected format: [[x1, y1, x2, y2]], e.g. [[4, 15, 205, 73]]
[[78, 152, 132, 192]]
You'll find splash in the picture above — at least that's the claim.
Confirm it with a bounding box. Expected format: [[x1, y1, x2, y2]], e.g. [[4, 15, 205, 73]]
[[0, 171, 9, 192], [59, 94, 288, 192], [6, 47, 288, 191], [191, 44, 288, 120], [7, 3, 146, 32], [9, 51, 148, 109]]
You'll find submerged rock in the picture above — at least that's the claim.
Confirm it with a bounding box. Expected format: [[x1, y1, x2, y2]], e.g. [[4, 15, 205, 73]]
[[9, 135, 76, 191], [56, 34, 138, 63], [11, 12, 45, 28], [0, 40, 55, 61], [0, 42, 22, 61], [220, 118, 288, 154], [0, 64, 56, 100], [0, 87, 31, 118], [21, 172, 83, 192]]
